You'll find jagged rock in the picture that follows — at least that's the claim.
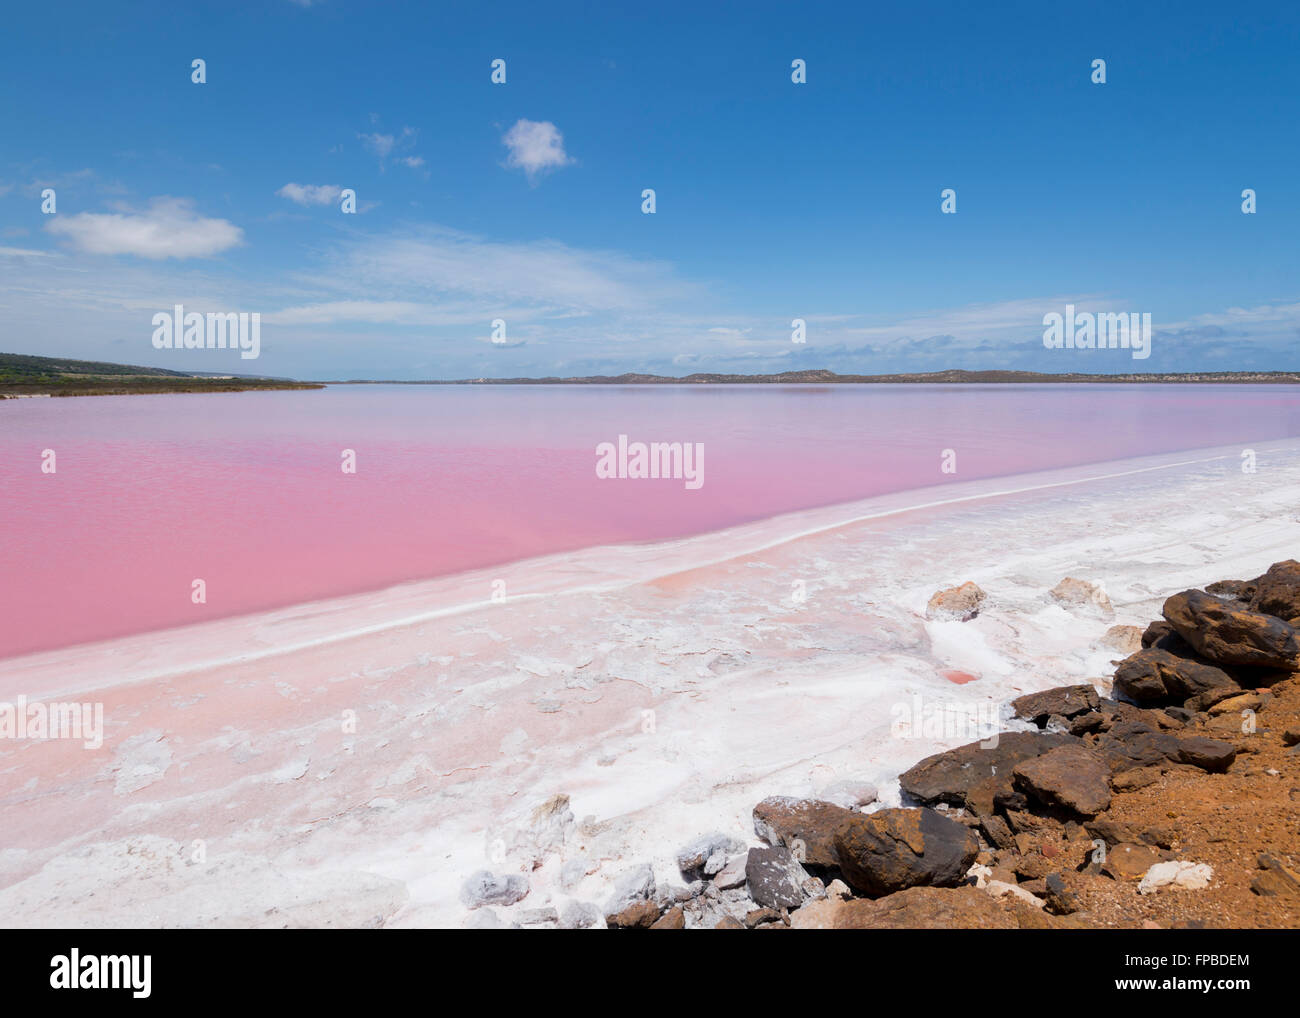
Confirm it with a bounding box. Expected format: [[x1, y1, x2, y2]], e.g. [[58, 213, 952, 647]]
[[713, 915, 745, 929], [1050, 577, 1113, 614], [1283, 728, 1300, 747], [1112, 648, 1239, 706], [745, 847, 811, 910], [834, 807, 978, 897], [1068, 711, 1105, 735], [676, 832, 745, 874], [1012, 684, 1101, 724], [817, 780, 879, 810], [606, 899, 661, 928], [1248, 560, 1300, 623], [752, 796, 856, 866], [1012, 744, 1112, 817], [926, 581, 986, 621], [899, 731, 1078, 806], [1138, 861, 1213, 894], [459, 870, 530, 909], [1142, 619, 1193, 654], [1162, 589, 1300, 670], [744, 907, 784, 928], [712, 854, 748, 889], [650, 906, 685, 929]]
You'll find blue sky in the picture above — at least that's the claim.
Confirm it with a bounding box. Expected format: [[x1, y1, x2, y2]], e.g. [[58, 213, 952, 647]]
[[2, 0, 1298, 378]]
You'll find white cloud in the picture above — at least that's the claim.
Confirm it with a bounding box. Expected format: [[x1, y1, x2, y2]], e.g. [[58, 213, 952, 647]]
[[276, 182, 342, 206], [45, 197, 243, 259], [399, 156, 425, 169], [501, 120, 573, 181], [358, 126, 419, 168], [0, 246, 53, 258]]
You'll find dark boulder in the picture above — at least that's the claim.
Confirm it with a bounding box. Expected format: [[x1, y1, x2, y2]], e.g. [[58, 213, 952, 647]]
[[899, 731, 1078, 807], [1012, 744, 1113, 817], [1011, 684, 1100, 725], [1162, 589, 1300, 670], [1112, 648, 1239, 706], [1248, 560, 1300, 624], [833, 807, 979, 897]]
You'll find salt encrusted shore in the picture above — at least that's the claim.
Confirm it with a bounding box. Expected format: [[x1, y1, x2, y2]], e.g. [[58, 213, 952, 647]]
[[0, 439, 1298, 927]]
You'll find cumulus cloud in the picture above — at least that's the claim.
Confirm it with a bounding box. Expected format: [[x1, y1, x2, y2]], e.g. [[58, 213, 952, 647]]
[[45, 197, 243, 259], [276, 183, 342, 206], [501, 120, 573, 181]]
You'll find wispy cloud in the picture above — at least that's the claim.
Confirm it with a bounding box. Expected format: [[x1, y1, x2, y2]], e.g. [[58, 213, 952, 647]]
[[358, 125, 420, 170], [276, 182, 342, 206]]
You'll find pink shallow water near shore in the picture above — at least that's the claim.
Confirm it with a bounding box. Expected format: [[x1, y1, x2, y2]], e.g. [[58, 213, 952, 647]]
[[1, 382, 1296, 657]]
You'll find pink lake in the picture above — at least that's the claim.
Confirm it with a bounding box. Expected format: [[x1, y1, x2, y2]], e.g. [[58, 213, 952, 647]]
[[2, 383, 1297, 658]]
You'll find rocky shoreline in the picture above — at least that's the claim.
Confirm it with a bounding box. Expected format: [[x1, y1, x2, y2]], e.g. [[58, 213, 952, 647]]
[[461, 561, 1300, 929]]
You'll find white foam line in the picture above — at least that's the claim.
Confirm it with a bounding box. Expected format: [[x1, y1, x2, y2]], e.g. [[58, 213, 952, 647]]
[[81, 448, 1239, 687]]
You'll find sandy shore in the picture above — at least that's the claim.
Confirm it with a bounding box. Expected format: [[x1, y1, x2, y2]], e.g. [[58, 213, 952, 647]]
[[1, 439, 1298, 927]]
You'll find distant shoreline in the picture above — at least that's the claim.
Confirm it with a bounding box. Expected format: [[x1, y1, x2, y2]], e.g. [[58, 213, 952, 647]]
[[323, 369, 1300, 385], [6, 349, 1300, 397]]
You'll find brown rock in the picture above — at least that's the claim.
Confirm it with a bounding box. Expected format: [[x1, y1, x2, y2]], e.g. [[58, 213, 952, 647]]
[[751, 796, 856, 867], [1111, 766, 1162, 792], [712, 915, 744, 929], [1011, 684, 1101, 724], [926, 581, 986, 621], [1101, 842, 1160, 881], [743, 907, 783, 928], [649, 906, 685, 929], [1112, 648, 1239, 706], [1102, 625, 1144, 656], [1013, 744, 1112, 817], [1050, 577, 1113, 614], [833, 807, 979, 897], [606, 899, 660, 929], [1162, 589, 1300, 670], [1248, 560, 1300, 624], [899, 731, 1078, 807]]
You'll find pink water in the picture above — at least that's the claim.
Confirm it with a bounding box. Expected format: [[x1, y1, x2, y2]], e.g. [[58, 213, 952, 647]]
[[2, 383, 1297, 658]]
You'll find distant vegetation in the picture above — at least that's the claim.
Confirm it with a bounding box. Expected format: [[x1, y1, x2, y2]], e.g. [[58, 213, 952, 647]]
[[0, 352, 323, 397]]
